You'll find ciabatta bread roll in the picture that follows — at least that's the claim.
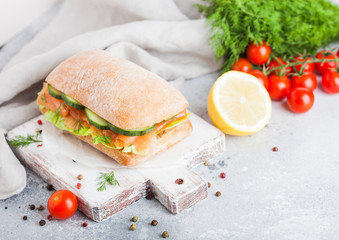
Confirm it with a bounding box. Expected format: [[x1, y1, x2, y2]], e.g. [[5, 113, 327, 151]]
[[37, 50, 192, 167]]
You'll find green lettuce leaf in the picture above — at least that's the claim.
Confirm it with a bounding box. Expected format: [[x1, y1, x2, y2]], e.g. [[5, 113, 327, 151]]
[[43, 109, 143, 154]]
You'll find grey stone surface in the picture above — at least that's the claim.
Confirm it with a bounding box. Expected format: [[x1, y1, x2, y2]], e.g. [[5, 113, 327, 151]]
[[1, 3, 339, 240]]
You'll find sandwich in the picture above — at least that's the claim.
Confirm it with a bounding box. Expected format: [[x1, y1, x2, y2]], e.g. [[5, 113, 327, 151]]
[[36, 50, 192, 167]]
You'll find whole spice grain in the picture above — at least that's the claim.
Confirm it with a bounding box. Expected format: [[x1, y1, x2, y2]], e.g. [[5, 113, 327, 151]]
[[131, 216, 138, 222], [47, 215, 53, 221], [151, 220, 158, 226], [146, 194, 153, 200], [37, 144, 43, 147], [39, 220, 46, 226], [175, 178, 184, 185], [220, 172, 226, 179], [29, 204, 35, 210], [35, 128, 42, 134], [130, 224, 136, 231], [23, 216, 27, 220], [208, 182, 211, 188], [37, 205, 44, 211], [162, 231, 169, 238], [82, 222, 88, 227], [77, 174, 83, 180], [37, 120, 42, 125], [4, 207, 7, 209], [46, 185, 54, 191], [272, 147, 279, 152], [204, 161, 210, 166], [216, 191, 221, 197], [77, 183, 82, 189]]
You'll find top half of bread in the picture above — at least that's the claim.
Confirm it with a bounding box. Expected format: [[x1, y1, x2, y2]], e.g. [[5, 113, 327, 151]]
[[46, 50, 188, 129]]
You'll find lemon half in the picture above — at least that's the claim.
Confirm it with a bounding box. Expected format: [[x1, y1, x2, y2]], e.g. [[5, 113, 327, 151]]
[[208, 71, 272, 136]]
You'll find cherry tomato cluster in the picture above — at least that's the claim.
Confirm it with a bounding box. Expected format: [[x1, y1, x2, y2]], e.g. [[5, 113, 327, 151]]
[[231, 42, 339, 113]]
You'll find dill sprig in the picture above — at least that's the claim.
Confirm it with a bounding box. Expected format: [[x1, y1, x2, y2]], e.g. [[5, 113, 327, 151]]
[[197, 0, 339, 72], [40, 93, 47, 103], [55, 103, 66, 116], [8, 133, 42, 148], [93, 134, 112, 145], [73, 117, 82, 134], [97, 171, 120, 192]]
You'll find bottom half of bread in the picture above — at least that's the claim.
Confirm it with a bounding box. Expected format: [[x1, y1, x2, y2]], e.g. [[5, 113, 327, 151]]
[[54, 119, 193, 167]]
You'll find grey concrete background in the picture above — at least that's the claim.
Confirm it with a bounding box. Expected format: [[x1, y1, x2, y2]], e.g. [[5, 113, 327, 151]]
[[1, 2, 339, 240]]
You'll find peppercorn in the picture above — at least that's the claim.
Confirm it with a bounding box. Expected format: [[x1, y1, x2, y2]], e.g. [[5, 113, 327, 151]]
[[35, 128, 42, 134], [39, 220, 46, 226], [23, 216, 27, 220], [146, 193, 153, 200], [29, 204, 35, 210], [37, 119, 42, 125], [4, 207, 7, 209], [77, 174, 83, 180], [37, 144, 43, 147], [47, 215, 52, 221], [151, 220, 158, 226], [37, 205, 44, 211], [204, 161, 210, 166], [131, 216, 138, 222], [162, 231, 169, 238], [82, 222, 88, 227], [208, 182, 211, 188], [46, 185, 54, 191], [220, 172, 226, 179], [175, 178, 184, 185], [130, 224, 136, 231], [216, 191, 221, 197], [272, 147, 279, 152], [77, 183, 82, 189]]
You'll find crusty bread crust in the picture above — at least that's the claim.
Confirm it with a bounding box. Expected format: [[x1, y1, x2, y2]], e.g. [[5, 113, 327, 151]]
[[69, 120, 193, 167], [46, 50, 188, 129]]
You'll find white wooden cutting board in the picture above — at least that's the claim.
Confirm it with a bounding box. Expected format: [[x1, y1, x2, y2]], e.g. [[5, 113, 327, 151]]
[[6, 113, 225, 222]]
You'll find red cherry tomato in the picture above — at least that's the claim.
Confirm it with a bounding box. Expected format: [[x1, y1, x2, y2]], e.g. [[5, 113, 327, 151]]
[[47, 190, 78, 220], [246, 41, 271, 65], [268, 75, 291, 101], [291, 73, 318, 91], [231, 58, 252, 72], [248, 69, 268, 89], [321, 71, 339, 94], [291, 56, 315, 73], [287, 87, 314, 113], [315, 50, 337, 75], [267, 57, 291, 76]]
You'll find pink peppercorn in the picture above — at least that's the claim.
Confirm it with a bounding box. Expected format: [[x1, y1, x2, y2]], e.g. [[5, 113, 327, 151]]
[[220, 172, 226, 179], [82, 222, 88, 227], [77, 183, 82, 189], [37, 119, 42, 125]]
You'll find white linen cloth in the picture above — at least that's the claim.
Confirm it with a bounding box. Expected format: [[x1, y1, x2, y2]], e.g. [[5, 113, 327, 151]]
[[0, 0, 220, 199]]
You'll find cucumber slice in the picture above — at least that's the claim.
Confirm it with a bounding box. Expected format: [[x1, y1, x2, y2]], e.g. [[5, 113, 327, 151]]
[[48, 84, 62, 99], [84, 108, 108, 130], [107, 122, 155, 136], [62, 93, 85, 110]]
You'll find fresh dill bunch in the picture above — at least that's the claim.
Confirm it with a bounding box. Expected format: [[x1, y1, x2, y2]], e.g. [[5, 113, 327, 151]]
[[8, 133, 42, 148], [197, 0, 339, 72], [97, 171, 119, 192]]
